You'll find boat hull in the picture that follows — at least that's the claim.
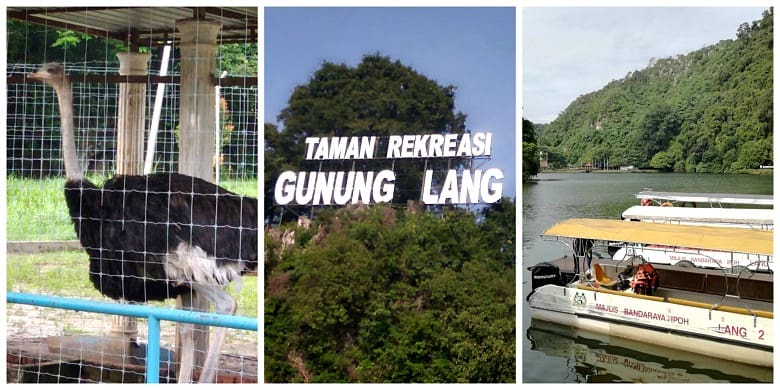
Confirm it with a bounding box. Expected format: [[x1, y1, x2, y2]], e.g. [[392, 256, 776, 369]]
[[528, 284, 773, 367]]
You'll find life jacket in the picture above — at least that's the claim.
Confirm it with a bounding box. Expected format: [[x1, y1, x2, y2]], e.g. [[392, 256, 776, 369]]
[[630, 263, 659, 295]]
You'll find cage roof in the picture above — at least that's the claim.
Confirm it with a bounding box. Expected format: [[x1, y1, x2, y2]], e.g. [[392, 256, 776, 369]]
[[7, 7, 258, 46]]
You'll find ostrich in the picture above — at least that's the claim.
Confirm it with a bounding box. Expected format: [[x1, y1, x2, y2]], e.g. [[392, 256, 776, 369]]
[[28, 63, 258, 383]]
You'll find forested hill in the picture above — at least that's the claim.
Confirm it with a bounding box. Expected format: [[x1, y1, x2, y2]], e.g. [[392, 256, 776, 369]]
[[538, 9, 772, 173]]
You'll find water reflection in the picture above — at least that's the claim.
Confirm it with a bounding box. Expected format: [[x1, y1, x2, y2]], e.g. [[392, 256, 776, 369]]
[[526, 319, 772, 383]]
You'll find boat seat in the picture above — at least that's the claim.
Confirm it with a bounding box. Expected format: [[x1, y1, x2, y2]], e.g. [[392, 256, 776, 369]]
[[593, 263, 617, 288]]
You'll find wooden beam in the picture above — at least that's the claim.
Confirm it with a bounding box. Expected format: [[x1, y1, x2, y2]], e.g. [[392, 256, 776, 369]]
[[8, 74, 257, 87]]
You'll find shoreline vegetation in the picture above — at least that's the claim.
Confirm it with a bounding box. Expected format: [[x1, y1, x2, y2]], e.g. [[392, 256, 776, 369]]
[[537, 167, 773, 175]]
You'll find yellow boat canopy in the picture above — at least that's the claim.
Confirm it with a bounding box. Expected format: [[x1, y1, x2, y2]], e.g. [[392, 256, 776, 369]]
[[543, 218, 773, 256]]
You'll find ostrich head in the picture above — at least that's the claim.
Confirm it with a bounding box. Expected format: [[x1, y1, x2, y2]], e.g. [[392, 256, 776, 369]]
[[28, 62, 83, 180], [28, 62, 69, 89]]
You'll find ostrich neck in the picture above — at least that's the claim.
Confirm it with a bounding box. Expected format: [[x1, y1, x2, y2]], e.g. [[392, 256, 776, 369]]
[[56, 81, 84, 180]]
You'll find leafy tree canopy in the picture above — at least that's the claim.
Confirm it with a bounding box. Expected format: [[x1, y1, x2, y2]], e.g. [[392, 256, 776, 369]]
[[522, 118, 540, 181], [265, 201, 516, 383]]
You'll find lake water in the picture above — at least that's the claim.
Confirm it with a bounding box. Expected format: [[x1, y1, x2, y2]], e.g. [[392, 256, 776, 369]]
[[521, 172, 773, 383]]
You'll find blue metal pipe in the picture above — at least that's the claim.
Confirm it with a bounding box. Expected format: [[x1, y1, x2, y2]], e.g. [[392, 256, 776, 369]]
[[147, 315, 161, 383], [7, 292, 258, 330], [7, 292, 258, 383]]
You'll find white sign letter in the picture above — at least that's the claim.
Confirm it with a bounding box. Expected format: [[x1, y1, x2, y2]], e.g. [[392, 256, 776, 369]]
[[481, 168, 503, 203], [373, 170, 396, 203], [274, 171, 297, 205]]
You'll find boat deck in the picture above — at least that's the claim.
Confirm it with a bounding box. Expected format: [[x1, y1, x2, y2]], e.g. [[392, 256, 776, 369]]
[[622, 205, 774, 227], [546, 256, 773, 311]]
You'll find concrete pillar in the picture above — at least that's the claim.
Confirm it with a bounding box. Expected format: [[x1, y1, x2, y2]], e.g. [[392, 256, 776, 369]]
[[115, 52, 151, 175], [177, 19, 221, 182], [109, 51, 151, 342], [175, 18, 221, 381]]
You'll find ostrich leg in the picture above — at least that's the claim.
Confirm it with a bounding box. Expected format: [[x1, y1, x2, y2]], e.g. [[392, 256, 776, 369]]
[[177, 322, 195, 383], [192, 283, 238, 383], [176, 289, 213, 383], [176, 310, 196, 383]]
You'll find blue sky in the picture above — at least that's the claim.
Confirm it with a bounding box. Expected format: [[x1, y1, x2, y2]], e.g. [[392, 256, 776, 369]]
[[523, 6, 767, 124], [265, 7, 517, 199]]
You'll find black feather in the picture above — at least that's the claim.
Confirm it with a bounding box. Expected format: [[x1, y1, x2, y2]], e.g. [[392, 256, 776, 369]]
[[64, 173, 258, 303]]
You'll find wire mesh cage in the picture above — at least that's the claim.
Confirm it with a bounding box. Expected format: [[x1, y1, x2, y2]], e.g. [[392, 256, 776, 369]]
[[6, 7, 259, 384]]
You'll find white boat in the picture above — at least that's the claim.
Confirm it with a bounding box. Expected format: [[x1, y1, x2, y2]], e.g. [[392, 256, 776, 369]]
[[635, 190, 773, 207], [617, 191, 774, 270], [622, 205, 773, 231], [615, 205, 774, 271], [527, 218, 773, 367]]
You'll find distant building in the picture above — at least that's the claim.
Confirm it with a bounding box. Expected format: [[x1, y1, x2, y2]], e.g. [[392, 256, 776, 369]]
[[539, 150, 548, 170]]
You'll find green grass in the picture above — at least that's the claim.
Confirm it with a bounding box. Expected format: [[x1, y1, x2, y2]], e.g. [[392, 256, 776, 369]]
[[217, 177, 259, 197], [7, 251, 258, 317], [6, 176, 258, 241], [7, 251, 94, 295], [6, 176, 75, 241]]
